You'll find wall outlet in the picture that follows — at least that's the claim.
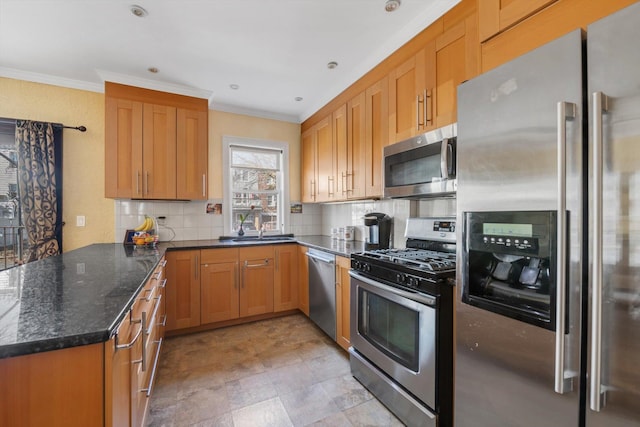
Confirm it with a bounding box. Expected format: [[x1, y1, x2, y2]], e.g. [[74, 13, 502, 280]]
[[76, 215, 85, 227], [157, 216, 166, 226]]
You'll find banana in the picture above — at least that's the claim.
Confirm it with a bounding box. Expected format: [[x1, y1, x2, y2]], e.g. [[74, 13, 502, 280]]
[[134, 216, 152, 232]]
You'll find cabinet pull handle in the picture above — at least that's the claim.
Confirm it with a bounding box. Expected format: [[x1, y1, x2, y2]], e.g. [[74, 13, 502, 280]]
[[276, 250, 279, 270], [159, 278, 167, 289], [140, 337, 163, 397], [312, 180, 316, 201], [145, 172, 150, 195], [242, 261, 246, 288], [161, 259, 167, 267], [416, 95, 422, 129], [328, 176, 334, 196], [147, 294, 162, 335], [245, 259, 270, 268], [133, 311, 148, 371], [345, 171, 354, 193], [195, 255, 199, 279], [115, 318, 143, 350], [234, 262, 239, 289], [202, 174, 206, 197], [425, 89, 432, 125], [136, 170, 141, 195], [160, 314, 167, 327], [139, 286, 155, 302], [341, 172, 347, 195]]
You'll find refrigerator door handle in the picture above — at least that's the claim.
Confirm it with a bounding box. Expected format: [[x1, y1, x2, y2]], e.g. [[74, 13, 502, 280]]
[[555, 101, 576, 394], [590, 91, 609, 412]]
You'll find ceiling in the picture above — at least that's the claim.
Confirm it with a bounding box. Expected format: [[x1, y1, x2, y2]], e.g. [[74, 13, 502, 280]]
[[0, 0, 459, 123]]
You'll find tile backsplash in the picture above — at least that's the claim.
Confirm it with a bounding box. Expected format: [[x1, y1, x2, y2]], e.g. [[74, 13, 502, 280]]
[[114, 198, 449, 248], [114, 200, 323, 243]]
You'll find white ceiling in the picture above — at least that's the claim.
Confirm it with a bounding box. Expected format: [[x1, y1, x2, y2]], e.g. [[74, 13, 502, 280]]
[[0, 0, 459, 123]]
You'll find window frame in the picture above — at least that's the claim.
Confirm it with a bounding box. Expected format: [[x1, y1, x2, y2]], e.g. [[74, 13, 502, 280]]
[[222, 136, 290, 236]]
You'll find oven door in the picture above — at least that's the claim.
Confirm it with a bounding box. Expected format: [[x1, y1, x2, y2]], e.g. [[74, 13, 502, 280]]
[[349, 270, 437, 409]]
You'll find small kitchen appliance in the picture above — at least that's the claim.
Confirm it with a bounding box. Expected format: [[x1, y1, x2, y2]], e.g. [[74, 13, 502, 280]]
[[363, 212, 392, 250], [350, 217, 456, 427]]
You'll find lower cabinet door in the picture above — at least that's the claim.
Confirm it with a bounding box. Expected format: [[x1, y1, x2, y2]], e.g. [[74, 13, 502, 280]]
[[201, 261, 240, 323], [240, 258, 275, 317]]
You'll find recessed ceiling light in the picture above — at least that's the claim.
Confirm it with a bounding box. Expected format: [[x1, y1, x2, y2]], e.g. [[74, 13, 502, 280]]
[[327, 61, 338, 69], [130, 5, 148, 17], [385, 0, 401, 12], [230, 84, 240, 90], [295, 97, 303, 102], [147, 67, 158, 73]]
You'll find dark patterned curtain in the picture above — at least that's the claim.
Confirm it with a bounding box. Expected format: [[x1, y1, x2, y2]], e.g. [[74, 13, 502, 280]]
[[15, 120, 61, 262]]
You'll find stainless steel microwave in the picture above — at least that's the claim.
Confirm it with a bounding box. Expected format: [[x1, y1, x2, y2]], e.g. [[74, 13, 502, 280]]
[[383, 124, 457, 199]]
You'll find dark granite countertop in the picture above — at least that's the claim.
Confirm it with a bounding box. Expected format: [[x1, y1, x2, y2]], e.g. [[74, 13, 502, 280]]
[[0, 244, 164, 359], [0, 236, 362, 359]]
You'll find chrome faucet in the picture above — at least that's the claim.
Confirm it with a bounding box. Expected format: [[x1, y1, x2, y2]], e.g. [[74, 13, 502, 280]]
[[259, 224, 264, 239]]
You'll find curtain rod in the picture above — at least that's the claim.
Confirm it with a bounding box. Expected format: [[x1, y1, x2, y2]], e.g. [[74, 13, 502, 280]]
[[0, 118, 87, 132]]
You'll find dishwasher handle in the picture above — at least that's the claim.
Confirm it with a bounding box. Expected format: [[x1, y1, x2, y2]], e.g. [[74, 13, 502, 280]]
[[305, 251, 335, 265]]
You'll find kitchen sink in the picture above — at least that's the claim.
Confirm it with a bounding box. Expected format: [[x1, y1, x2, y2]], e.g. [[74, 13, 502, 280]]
[[218, 234, 295, 242]]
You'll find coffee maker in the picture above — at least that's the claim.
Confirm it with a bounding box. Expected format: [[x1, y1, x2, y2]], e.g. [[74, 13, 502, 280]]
[[364, 213, 392, 250]]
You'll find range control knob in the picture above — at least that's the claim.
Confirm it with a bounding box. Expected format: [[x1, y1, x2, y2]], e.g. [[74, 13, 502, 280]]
[[353, 261, 361, 270], [408, 277, 420, 287], [396, 273, 406, 284], [364, 264, 371, 272]]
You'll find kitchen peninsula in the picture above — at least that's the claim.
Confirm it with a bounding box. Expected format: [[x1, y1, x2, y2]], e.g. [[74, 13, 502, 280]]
[[0, 237, 362, 426]]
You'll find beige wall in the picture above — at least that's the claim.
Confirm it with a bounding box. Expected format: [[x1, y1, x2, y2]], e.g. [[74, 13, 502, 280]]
[[0, 77, 112, 251], [208, 110, 301, 200], [0, 77, 302, 251]]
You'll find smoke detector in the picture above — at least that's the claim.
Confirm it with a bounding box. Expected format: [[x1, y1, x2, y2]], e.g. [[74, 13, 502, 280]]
[[130, 5, 148, 17]]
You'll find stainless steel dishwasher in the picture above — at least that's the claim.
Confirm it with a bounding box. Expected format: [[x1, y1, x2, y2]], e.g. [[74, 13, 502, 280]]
[[306, 248, 336, 340]]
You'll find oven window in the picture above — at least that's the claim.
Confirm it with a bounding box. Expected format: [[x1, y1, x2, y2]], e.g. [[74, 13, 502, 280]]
[[359, 289, 419, 372]]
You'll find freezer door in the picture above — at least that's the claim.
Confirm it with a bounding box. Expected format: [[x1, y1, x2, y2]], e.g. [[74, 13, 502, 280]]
[[587, 2, 640, 425], [455, 30, 584, 426]]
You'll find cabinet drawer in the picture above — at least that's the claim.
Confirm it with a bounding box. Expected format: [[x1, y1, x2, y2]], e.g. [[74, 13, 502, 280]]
[[201, 248, 239, 264], [239, 246, 274, 261]]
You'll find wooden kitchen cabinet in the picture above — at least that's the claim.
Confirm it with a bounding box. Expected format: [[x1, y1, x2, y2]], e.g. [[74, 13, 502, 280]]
[[343, 93, 366, 199], [240, 246, 275, 317], [165, 250, 201, 331], [480, 0, 637, 72], [315, 115, 336, 202], [478, 0, 557, 42], [301, 127, 316, 203], [298, 245, 310, 316], [335, 256, 351, 352], [388, 51, 428, 143], [105, 82, 208, 200], [274, 244, 299, 312], [106, 312, 133, 427], [364, 77, 389, 198], [176, 108, 208, 200], [301, 114, 336, 202], [424, 13, 480, 129], [200, 248, 240, 324]]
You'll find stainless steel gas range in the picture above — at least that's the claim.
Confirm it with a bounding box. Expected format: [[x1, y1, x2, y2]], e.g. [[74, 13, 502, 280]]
[[349, 217, 456, 427]]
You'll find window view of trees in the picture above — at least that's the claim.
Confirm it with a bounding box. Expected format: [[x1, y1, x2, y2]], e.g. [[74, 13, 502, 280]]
[[230, 146, 282, 233]]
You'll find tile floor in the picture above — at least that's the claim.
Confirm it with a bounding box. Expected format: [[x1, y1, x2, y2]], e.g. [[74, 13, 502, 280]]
[[147, 313, 403, 426]]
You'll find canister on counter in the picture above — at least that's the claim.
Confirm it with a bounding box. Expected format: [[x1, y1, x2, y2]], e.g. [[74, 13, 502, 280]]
[[343, 226, 355, 241]]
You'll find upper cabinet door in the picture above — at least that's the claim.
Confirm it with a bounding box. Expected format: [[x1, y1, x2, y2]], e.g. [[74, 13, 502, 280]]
[[105, 98, 143, 198], [425, 16, 479, 129], [388, 52, 426, 143], [142, 103, 177, 199], [347, 92, 366, 199], [314, 115, 335, 202], [176, 108, 208, 200], [364, 76, 389, 198], [478, 0, 557, 42], [301, 128, 316, 203]]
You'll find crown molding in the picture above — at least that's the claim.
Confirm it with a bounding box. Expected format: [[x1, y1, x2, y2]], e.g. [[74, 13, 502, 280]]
[[0, 66, 103, 93], [95, 70, 213, 100], [212, 102, 300, 124]]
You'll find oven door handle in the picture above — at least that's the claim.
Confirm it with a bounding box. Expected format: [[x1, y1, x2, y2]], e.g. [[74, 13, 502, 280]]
[[349, 270, 436, 307]]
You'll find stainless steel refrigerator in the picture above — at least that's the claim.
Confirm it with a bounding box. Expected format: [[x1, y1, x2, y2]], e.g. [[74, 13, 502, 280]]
[[455, 3, 640, 426]]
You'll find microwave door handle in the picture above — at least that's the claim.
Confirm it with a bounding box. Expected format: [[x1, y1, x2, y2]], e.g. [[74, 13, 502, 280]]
[[440, 138, 450, 179]]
